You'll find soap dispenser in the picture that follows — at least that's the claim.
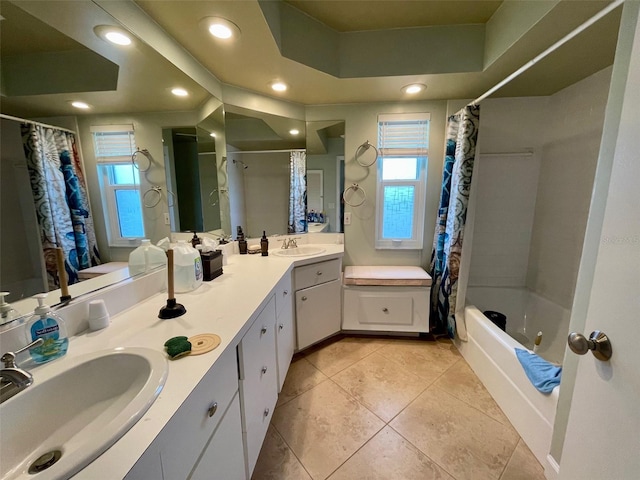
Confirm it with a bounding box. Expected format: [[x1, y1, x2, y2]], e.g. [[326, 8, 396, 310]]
[[261, 231, 269, 256], [237, 226, 248, 255], [25, 293, 69, 364], [0, 292, 21, 325], [191, 231, 202, 248]]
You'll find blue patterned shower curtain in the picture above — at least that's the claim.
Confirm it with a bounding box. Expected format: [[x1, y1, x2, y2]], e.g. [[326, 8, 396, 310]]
[[21, 124, 100, 290], [288, 150, 307, 233], [429, 105, 480, 338]]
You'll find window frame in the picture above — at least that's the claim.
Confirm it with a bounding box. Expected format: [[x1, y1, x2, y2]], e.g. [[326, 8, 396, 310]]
[[375, 113, 430, 250], [91, 125, 145, 247]]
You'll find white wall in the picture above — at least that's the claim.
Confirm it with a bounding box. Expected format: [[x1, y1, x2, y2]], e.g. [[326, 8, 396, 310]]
[[467, 67, 612, 308], [527, 66, 613, 308], [233, 151, 290, 238]]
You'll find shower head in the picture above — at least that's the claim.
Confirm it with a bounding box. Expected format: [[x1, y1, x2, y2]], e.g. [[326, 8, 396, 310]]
[[233, 159, 248, 170]]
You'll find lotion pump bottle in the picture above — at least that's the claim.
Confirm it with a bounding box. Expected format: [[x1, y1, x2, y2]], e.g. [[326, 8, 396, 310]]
[[0, 292, 21, 325], [261, 231, 269, 256], [25, 293, 69, 364]]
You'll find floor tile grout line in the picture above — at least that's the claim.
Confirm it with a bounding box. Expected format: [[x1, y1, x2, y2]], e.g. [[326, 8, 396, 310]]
[[386, 423, 459, 480], [326, 377, 391, 426], [322, 422, 387, 480], [269, 421, 315, 480], [497, 437, 522, 480]]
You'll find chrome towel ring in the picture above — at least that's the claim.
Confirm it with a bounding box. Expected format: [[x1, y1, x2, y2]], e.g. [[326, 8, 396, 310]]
[[132, 148, 152, 172], [355, 140, 378, 167], [143, 186, 176, 208], [343, 183, 366, 207]]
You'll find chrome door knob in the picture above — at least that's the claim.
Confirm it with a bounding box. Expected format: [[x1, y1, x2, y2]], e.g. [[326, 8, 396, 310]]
[[568, 330, 612, 361]]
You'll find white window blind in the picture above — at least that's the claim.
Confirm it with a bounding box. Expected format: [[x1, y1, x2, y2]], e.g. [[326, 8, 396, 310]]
[[90, 125, 136, 163], [378, 113, 430, 157]]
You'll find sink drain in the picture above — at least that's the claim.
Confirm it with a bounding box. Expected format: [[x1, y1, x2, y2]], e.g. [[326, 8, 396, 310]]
[[29, 450, 62, 474]]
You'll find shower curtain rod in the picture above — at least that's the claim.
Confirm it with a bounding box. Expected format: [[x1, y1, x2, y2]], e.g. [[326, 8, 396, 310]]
[[0, 113, 77, 134], [469, 0, 624, 106], [232, 149, 306, 154]]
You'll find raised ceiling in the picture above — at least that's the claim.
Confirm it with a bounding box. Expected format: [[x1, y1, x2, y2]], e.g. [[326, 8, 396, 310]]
[[0, 0, 623, 117]]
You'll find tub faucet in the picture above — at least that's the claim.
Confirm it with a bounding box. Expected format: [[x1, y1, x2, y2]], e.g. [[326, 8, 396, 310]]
[[0, 338, 43, 404]]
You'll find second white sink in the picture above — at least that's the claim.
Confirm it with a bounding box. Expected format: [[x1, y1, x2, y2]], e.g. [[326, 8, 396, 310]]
[[273, 246, 326, 257], [0, 347, 168, 480]]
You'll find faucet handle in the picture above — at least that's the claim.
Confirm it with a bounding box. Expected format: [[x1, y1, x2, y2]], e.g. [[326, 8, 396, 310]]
[[1, 338, 44, 368]]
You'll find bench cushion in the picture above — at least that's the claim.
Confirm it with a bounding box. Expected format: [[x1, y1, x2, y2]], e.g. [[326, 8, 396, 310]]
[[343, 266, 431, 287]]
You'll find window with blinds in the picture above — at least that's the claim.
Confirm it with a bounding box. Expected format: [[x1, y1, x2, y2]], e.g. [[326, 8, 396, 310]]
[[375, 113, 430, 249], [91, 125, 145, 246]]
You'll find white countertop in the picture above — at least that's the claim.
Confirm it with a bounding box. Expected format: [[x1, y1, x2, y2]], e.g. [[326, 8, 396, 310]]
[[25, 245, 342, 480]]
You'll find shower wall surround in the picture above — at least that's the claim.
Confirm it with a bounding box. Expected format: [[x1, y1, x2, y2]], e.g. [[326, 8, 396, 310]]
[[468, 66, 613, 307]]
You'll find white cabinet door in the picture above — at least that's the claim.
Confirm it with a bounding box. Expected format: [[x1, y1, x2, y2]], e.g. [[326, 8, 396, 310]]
[[276, 296, 295, 391], [238, 296, 278, 477], [124, 445, 163, 480], [190, 392, 246, 480], [295, 278, 341, 350]]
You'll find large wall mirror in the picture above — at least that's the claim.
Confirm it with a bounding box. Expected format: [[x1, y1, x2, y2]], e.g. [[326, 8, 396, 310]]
[[0, 0, 345, 325]]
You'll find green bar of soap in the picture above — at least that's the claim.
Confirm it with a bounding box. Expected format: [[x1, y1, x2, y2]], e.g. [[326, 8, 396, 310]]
[[164, 336, 189, 348], [166, 339, 192, 359]]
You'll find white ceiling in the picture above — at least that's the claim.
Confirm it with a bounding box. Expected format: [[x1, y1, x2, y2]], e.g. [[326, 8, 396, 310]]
[[0, 0, 623, 118]]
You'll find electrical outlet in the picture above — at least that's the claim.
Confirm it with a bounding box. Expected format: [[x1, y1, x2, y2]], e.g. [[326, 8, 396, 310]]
[[164, 213, 170, 225], [344, 212, 352, 225]]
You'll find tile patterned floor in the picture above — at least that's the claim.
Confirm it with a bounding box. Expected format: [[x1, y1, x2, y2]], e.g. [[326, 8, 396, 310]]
[[253, 335, 546, 480]]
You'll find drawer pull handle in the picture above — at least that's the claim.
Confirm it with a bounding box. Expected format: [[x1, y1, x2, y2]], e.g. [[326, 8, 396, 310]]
[[261, 326, 268, 335], [208, 402, 218, 418], [316, 271, 323, 275], [261, 366, 268, 374], [382, 307, 389, 313], [264, 408, 270, 417], [301, 296, 307, 301], [279, 323, 284, 331]]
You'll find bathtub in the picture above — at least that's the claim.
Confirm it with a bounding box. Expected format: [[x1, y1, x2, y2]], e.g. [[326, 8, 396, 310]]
[[457, 286, 571, 467]]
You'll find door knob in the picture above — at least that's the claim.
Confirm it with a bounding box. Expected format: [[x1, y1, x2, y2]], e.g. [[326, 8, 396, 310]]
[[567, 330, 612, 361]]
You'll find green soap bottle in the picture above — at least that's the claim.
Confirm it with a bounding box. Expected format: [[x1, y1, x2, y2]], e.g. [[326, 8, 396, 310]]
[[25, 293, 69, 364]]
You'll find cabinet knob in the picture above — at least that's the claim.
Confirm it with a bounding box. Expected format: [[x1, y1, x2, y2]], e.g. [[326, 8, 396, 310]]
[[283, 290, 288, 296], [261, 326, 268, 335], [279, 323, 284, 331], [208, 402, 218, 418], [316, 270, 323, 276], [261, 366, 268, 374], [264, 408, 270, 417], [382, 307, 389, 313], [301, 296, 307, 301]]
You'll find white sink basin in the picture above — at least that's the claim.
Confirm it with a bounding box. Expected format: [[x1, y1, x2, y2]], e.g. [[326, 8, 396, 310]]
[[273, 246, 326, 257], [0, 347, 168, 480]]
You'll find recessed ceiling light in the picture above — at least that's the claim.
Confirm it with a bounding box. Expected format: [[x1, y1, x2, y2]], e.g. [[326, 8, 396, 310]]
[[171, 88, 189, 97], [210, 132, 216, 138], [402, 83, 426, 95], [104, 31, 132, 46], [71, 101, 90, 109], [94, 25, 133, 46], [289, 129, 300, 135], [202, 17, 241, 40], [271, 82, 288, 92]]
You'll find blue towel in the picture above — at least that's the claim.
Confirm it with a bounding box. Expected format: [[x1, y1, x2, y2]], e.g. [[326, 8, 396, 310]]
[[515, 348, 562, 393]]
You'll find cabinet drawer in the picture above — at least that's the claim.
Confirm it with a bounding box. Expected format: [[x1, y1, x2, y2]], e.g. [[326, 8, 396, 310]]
[[294, 258, 341, 290], [159, 346, 239, 480], [275, 274, 292, 318]]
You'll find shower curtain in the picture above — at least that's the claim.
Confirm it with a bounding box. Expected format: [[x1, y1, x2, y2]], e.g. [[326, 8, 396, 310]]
[[288, 150, 307, 233], [21, 123, 100, 290], [429, 105, 480, 338]]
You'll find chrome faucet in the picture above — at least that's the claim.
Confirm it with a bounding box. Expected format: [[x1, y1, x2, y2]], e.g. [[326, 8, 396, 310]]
[[280, 237, 300, 249], [1, 338, 43, 404]]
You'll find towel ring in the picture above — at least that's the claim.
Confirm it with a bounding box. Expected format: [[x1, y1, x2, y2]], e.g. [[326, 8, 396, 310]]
[[343, 183, 366, 207], [132, 149, 152, 172], [143, 186, 175, 208], [355, 141, 378, 168]]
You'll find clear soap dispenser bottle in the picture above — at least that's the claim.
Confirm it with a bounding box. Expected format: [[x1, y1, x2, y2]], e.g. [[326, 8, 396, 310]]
[[0, 292, 21, 325], [25, 293, 69, 364]]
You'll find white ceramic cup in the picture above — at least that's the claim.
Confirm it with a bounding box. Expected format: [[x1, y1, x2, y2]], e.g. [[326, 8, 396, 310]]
[[88, 299, 110, 331]]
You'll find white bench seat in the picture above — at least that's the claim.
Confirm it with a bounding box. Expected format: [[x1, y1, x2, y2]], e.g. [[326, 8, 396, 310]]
[[342, 266, 431, 333]]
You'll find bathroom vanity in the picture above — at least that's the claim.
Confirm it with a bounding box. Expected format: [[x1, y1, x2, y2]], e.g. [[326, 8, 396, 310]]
[[0, 239, 343, 480]]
